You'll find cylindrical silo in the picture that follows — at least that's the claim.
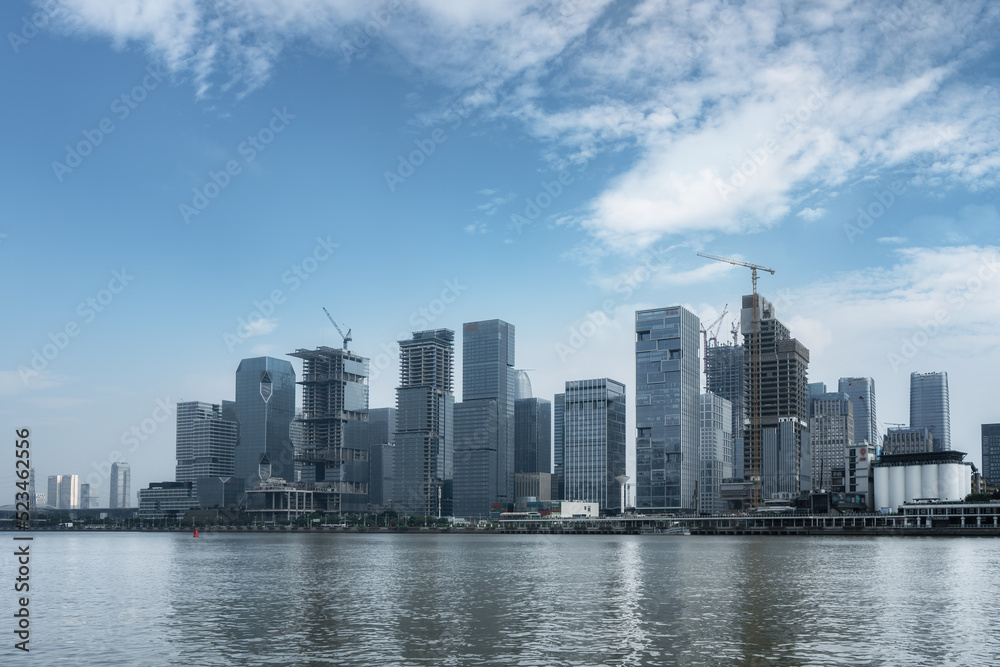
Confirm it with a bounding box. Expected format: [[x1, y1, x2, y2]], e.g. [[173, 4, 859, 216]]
[[939, 463, 960, 501], [874, 467, 890, 510], [905, 464, 923, 502], [889, 466, 906, 510], [922, 464, 939, 499], [963, 466, 972, 498]]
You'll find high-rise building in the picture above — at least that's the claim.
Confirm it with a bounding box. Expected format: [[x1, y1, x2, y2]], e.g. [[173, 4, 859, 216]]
[[838, 377, 877, 449], [110, 462, 131, 509], [553, 392, 565, 500], [700, 392, 733, 514], [515, 397, 551, 475], [234, 357, 296, 489], [395, 330, 455, 517], [287, 347, 369, 513], [368, 407, 397, 445], [742, 294, 811, 501], [706, 343, 744, 480], [80, 483, 91, 509], [563, 378, 626, 513], [175, 401, 237, 486], [910, 371, 951, 452], [367, 407, 397, 509], [884, 426, 933, 455], [635, 306, 700, 512], [809, 392, 854, 491], [514, 370, 533, 400], [48, 474, 79, 509], [454, 319, 516, 514], [982, 423, 1000, 487]]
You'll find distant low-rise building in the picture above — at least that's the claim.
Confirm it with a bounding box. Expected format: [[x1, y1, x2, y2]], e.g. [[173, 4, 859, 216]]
[[138, 481, 198, 520]]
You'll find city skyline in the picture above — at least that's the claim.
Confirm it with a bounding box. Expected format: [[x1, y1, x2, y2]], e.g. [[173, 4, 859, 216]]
[[3, 1, 1000, 497]]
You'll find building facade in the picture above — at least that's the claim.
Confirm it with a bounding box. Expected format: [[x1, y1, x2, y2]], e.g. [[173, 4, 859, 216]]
[[109, 462, 131, 509], [635, 306, 701, 513], [175, 401, 237, 487], [234, 357, 296, 490], [884, 426, 933, 455], [553, 392, 565, 500], [705, 342, 744, 480], [563, 378, 627, 513], [454, 319, 516, 514], [287, 347, 369, 513], [809, 392, 855, 491], [395, 329, 454, 517], [910, 371, 951, 452], [137, 481, 198, 519], [742, 294, 811, 501], [838, 377, 878, 448], [700, 392, 733, 514], [515, 397, 552, 475], [47, 474, 79, 509], [983, 423, 1000, 487]]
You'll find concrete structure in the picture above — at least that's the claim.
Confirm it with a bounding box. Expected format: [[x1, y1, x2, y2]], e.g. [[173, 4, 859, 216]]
[[883, 426, 933, 455], [742, 294, 811, 501], [395, 329, 454, 517], [635, 306, 700, 513], [873, 451, 973, 512], [137, 481, 198, 519], [109, 462, 130, 509], [47, 474, 79, 509], [515, 397, 551, 475], [700, 392, 733, 514], [809, 392, 854, 491], [234, 357, 296, 491], [845, 443, 875, 509], [839, 377, 878, 448], [910, 371, 951, 452], [706, 342, 744, 481], [563, 378, 627, 513], [287, 347, 368, 513], [175, 401, 237, 488], [515, 472, 552, 506], [454, 319, 516, 515], [981, 423, 1000, 487]]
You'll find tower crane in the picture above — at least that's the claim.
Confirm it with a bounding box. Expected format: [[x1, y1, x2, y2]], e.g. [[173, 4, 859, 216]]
[[697, 252, 775, 509], [700, 304, 728, 376], [322, 307, 352, 350]]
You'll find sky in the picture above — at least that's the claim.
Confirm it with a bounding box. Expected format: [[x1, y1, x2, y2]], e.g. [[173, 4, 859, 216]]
[[2, 0, 999, 504]]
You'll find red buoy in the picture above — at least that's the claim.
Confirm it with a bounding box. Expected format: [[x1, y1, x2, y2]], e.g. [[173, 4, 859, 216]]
[[193, 529, 199, 538]]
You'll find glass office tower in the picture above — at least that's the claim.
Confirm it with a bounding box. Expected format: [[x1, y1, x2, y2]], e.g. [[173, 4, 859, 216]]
[[234, 357, 296, 490], [910, 371, 951, 452], [838, 377, 877, 447], [563, 378, 626, 513], [109, 462, 131, 508], [635, 306, 701, 512]]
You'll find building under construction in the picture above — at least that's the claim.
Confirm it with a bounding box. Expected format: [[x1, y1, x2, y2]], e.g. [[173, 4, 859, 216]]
[[706, 342, 744, 481], [284, 346, 371, 515], [741, 294, 811, 502]]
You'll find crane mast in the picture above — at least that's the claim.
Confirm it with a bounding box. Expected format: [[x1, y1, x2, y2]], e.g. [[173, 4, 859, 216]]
[[697, 253, 774, 509], [322, 307, 352, 350]]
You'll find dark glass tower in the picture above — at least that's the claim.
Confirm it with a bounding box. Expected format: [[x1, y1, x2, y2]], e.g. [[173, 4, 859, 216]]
[[562, 378, 626, 512], [234, 357, 296, 490], [515, 397, 551, 474]]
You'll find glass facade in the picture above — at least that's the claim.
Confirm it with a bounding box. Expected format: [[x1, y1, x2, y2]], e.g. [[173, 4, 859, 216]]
[[982, 423, 1000, 487], [109, 462, 130, 508], [553, 393, 565, 500], [234, 357, 296, 490], [838, 377, 877, 447], [453, 399, 498, 518], [175, 401, 237, 488], [705, 343, 744, 480], [635, 307, 700, 512], [514, 397, 551, 475], [700, 392, 733, 514], [910, 371, 951, 452], [809, 392, 854, 490], [563, 378, 626, 513]]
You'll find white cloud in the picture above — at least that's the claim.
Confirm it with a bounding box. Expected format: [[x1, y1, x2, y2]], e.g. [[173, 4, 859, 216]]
[[797, 207, 827, 221], [243, 317, 277, 337], [877, 236, 907, 244]]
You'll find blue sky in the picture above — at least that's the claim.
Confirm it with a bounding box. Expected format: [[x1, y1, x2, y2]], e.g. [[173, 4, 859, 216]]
[[3, 0, 1000, 502]]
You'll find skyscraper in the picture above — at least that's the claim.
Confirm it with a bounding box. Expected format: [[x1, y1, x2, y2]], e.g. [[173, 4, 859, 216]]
[[563, 378, 626, 512], [454, 319, 515, 514], [838, 377, 877, 447], [705, 342, 744, 480], [234, 357, 296, 489], [553, 392, 565, 500], [910, 371, 951, 452], [700, 392, 733, 514], [395, 329, 455, 517], [743, 294, 811, 501], [809, 392, 854, 491], [110, 462, 131, 509], [47, 474, 80, 509], [515, 397, 551, 474], [175, 401, 237, 486], [635, 306, 700, 512], [80, 483, 91, 509], [287, 347, 369, 513], [982, 423, 1000, 487]]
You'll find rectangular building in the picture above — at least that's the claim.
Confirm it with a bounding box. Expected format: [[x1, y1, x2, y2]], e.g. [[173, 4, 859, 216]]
[[700, 392, 733, 514], [635, 306, 700, 512], [839, 377, 878, 447], [983, 423, 1000, 487], [553, 393, 565, 500], [706, 342, 744, 480], [809, 392, 854, 491], [515, 397, 551, 474], [884, 426, 933, 455], [109, 462, 131, 509], [910, 371, 950, 452], [175, 401, 237, 488], [563, 378, 626, 513]]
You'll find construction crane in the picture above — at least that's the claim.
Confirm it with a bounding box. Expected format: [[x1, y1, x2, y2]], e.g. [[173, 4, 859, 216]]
[[322, 307, 352, 350], [697, 252, 775, 510], [700, 304, 728, 377]]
